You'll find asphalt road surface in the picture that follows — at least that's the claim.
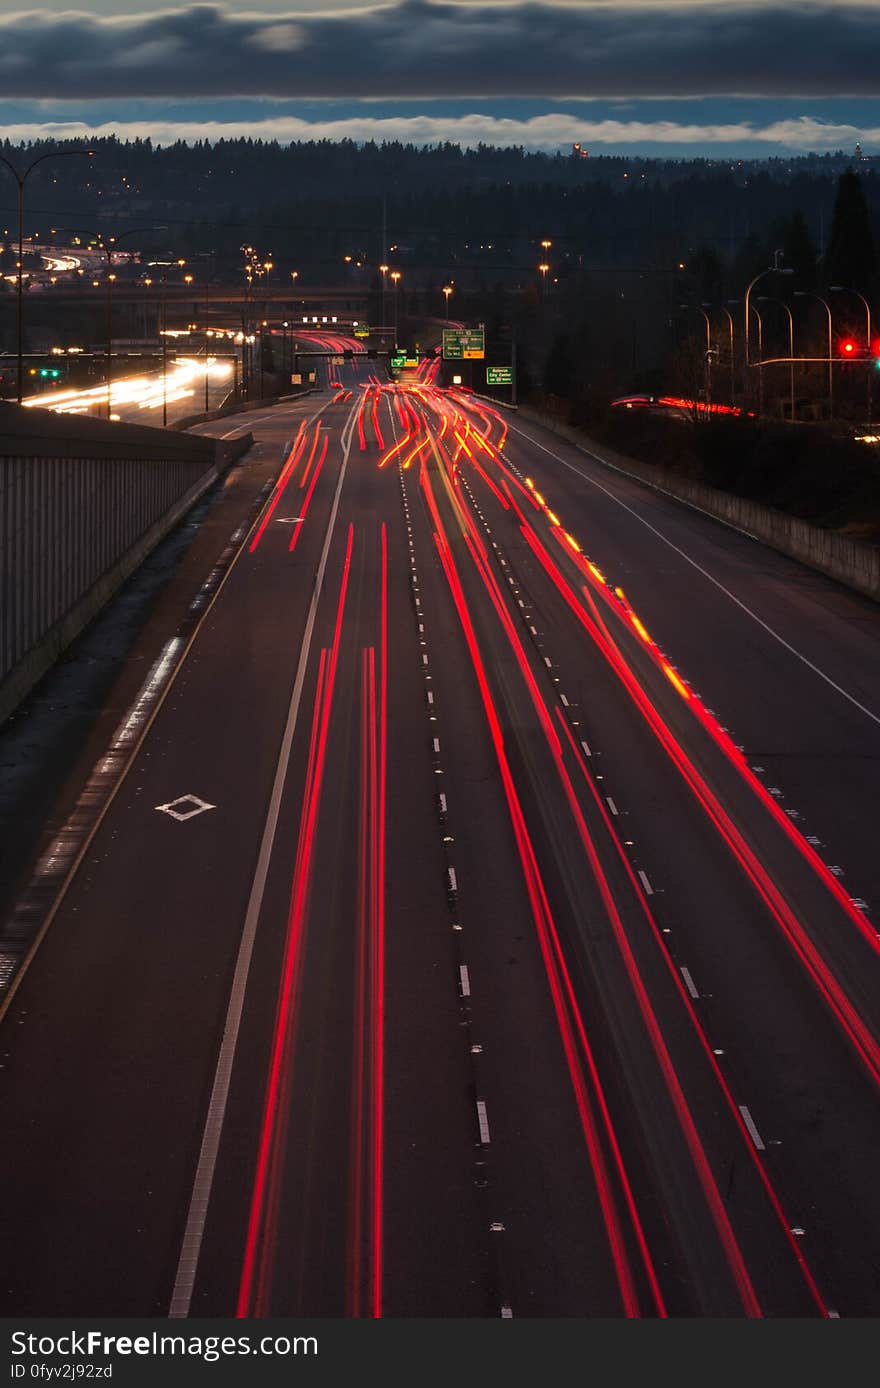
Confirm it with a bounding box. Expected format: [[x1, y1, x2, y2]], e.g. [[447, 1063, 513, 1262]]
[[1, 357, 879, 1318]]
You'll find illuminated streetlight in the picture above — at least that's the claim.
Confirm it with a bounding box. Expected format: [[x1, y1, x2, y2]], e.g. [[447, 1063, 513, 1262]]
[[442, 284, 453, 322]]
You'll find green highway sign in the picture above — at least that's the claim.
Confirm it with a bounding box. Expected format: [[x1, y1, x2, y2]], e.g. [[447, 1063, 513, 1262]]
[[442, 326, 485, 360], [486, 366, 514, 385], [391, 354, 407, 368]]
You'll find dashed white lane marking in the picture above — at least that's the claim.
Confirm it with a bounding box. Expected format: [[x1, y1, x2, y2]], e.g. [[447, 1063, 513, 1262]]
[[638, 869, 654, 895], [170, 398, 360, 1318], [459, 963, 471, 997], [680, 966, 700, 999], [501, 1305, 514, 1319], [738, 1104, 766, 1151], [560, 693, 570, 707], [476, 1099, 491, 1145], [422, 653, 429, 666], [507, 422, 880, 730], [448, 866, 458, 893], [529, 625, 537, 635], [427, 690, 434, 704], [580, 739, 592, 757], [433, 738, 441, 753], [606, 797, 619, 816], [439, 793, 447, 814], [544, 656, 552, 668]]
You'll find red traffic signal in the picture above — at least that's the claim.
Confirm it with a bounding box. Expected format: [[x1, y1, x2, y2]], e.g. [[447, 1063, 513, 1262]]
[[839, 338, 857, 356]]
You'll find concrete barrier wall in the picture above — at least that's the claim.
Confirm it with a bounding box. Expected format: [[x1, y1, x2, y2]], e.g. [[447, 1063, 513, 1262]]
[[515, 404, 880, 603], [171, 384, 317, 432], [0, 403, 252, 724]]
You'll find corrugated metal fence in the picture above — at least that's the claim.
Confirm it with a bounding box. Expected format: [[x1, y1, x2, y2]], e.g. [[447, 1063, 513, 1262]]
[[0, 406, 230, 720], [1, 451, 214, 684]]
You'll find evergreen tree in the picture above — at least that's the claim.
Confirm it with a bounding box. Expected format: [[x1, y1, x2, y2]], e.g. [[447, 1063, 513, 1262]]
[[782, 209, 817, 292], [823, 168, 877, 294]]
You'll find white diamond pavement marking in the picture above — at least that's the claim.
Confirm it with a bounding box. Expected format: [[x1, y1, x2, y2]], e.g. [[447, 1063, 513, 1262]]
[[155, 795, 217, 822]]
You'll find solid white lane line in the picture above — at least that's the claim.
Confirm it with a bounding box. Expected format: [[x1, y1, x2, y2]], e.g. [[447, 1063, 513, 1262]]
[[476, 1099, 491, 1144], [506, 421, 880, 728], [680, 966, 700, 999], [738, 1105, 766, 1151], [169, 400, 359, 1319]]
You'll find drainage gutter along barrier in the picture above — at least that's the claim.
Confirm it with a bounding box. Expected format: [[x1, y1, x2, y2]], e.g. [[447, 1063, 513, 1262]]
[[0, 402, 253, 724]]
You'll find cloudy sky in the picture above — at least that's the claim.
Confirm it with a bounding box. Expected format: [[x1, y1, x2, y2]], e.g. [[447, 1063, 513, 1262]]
[[1, 1, 879, 155]]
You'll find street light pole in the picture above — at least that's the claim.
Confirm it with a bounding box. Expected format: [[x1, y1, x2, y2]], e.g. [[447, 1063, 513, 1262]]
[[0, 147, 93, 404], [205, 276, 211, 413], [757, 294, 795, 422], [161, 274, 168, 427], [706, 302, 736, 405], [744, 264, 793, 412], [795, 290, 834, 422], [750, 304, 765, 418], [830, 285, 872, 423], [105, 270, 116, 418], [391, 271, 401, 346], [680, 304, 713, 405]]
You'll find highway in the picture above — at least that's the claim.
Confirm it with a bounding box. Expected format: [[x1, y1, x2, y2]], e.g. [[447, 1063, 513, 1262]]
[[1, 351, 879, 1318], [21, 356, 235, 424]]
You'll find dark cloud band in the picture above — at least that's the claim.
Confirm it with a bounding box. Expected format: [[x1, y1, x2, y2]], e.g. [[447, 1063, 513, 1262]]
[[0, 2, 878, 100]]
